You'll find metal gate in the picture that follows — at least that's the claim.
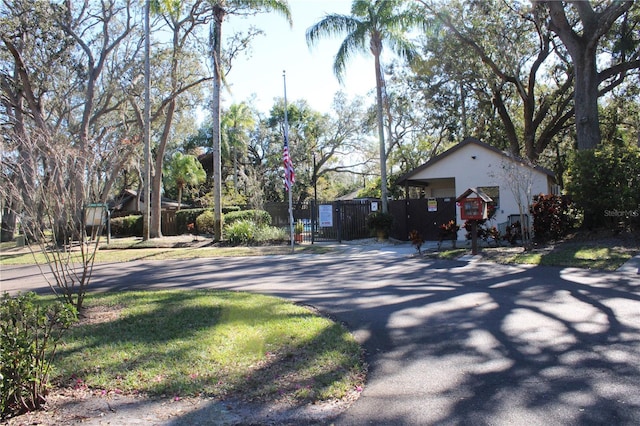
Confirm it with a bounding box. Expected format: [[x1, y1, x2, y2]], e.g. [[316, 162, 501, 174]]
[[389, 198, 457, 241], [264, 200, 373, 243]]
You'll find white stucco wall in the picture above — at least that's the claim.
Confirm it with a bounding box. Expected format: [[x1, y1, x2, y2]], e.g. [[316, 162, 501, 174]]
[[411, 143, 551, 240]]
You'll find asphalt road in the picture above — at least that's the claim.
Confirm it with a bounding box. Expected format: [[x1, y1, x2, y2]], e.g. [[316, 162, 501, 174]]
[[2, 249, 640, 425]]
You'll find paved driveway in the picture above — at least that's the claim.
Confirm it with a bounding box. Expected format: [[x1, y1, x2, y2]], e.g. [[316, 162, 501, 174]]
[[2, 249, 640, 424]]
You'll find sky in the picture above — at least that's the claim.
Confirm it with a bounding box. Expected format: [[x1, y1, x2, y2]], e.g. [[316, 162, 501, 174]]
[[222, 0, 376, 115]]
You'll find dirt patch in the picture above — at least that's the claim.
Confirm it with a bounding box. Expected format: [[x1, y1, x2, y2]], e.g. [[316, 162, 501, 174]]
[[477, 244, 561, 263], [76, 304, 124, 325], [1, 387, 356, 425]]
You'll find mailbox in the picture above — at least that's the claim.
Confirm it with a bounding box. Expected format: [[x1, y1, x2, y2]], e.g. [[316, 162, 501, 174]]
[[456, 188, 493, 221]]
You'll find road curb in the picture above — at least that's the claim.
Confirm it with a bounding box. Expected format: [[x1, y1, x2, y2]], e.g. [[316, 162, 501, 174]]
[[616, 253, 640, 275]]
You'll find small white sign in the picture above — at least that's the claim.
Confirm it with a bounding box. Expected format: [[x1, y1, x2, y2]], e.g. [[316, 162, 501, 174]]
[[371, 201, 379, 212], [319, 204, 333, 227], [85, 206, 105, 226]]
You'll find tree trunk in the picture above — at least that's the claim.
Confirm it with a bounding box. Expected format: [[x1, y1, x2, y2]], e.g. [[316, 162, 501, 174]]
[[1, 202, 17, 242], [459, 82, 467, 137], [372, 41, 388, 214], [143, 0, 151, 240], [573, 52, 601, 150], [150, 98, 176, 238], [16, 139, 37, 241], [492, 87, 520, 155], [543, 1, 631, 151], [211, 9, 224, 240], [150, 169, 163, 238], [9, 52, 40, 241]]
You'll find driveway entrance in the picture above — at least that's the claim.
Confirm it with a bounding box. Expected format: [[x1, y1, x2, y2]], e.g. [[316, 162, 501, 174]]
[[3, 252, 640, 425]]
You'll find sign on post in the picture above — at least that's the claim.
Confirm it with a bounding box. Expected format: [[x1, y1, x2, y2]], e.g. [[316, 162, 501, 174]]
[[84, 203, 110, 243], [85, 204, 107, 226], [319, 204, 333, 227]]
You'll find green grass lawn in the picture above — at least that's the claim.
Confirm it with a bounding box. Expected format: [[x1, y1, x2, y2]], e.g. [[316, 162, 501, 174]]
[[0, 243, 332, 265], [477, 243, 637, 271], [2, 235, 636, 270], [534, 245, 635, 270], [53, 290, 365, 404], [431, 248, 468, 260]]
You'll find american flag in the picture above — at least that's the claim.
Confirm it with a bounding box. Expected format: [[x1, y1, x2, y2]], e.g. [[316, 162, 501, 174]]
[[283, 134, 295, 191]]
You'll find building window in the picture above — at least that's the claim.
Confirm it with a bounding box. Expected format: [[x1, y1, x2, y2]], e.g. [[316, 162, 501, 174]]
[[478, 186, 500, 208]]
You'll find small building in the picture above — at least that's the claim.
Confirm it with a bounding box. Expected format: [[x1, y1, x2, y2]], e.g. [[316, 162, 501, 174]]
[[109, 189, 191, 236], [395, 137, 557, 240], [110, 189, 190, 214]]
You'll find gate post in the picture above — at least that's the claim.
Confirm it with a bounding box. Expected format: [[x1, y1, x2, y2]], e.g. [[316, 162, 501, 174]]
[[311, 199, 316, 244], [336, 201, 342, 243]]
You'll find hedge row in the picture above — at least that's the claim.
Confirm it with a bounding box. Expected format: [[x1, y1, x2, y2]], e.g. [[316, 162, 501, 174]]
[[110, 215, 143, 237], [224, 210, 272, 227], [110, 207, 267, 237]]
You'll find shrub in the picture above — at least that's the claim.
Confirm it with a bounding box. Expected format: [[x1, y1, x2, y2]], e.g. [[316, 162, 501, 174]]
[[366, 212, 394, 235], [530, 194, 577, 243], [224, 210, 272, 227], [463, 220, 500, 245], [503, 222, 523, 245], [195, 210, 218, 235], [565, 143, 640, 230], [0, 293, 77, 418], [225, 220, 257, 244], [176, 209, 211, 235], [110, 215, 143, 237], [438, 220, 460, 249], [222, 206, 241, 214], [254, 226, 288, 243], [439, 220, 460, 237]]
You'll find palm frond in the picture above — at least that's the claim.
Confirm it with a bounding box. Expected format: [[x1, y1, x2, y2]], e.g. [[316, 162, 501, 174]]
[[386, 34, 418, 63], [219, 0, 292, 26], [306, 14, 359, 47], [333, 26, 369, 82]]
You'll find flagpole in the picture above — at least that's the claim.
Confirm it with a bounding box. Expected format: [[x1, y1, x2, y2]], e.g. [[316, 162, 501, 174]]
[[283, 70, 294, 253]]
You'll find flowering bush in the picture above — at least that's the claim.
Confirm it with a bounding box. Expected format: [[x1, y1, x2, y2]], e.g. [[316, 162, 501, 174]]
[[530, 194, 577, 242], [439, 220, 459, 236], [409, 229, 423, 254], [463, 211, 501, 246], [438, 220, 460, 248]]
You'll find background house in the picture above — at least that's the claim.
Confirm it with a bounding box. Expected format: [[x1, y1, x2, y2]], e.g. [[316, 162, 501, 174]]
[[395, 137, 558, 241], [109, 189, 191, 236], [110, 189, 190, 215]]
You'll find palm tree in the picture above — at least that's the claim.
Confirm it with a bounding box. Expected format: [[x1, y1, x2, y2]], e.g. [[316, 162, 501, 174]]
[[143, 0, 151, 240], [306, 0, 421, 213], [164, 152, 207, 209], [209, 0, 291, 241], [221, 102, 255, 192]]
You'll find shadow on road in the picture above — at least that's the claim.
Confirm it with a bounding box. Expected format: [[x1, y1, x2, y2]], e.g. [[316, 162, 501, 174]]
[[5, 253, 640, 424]]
